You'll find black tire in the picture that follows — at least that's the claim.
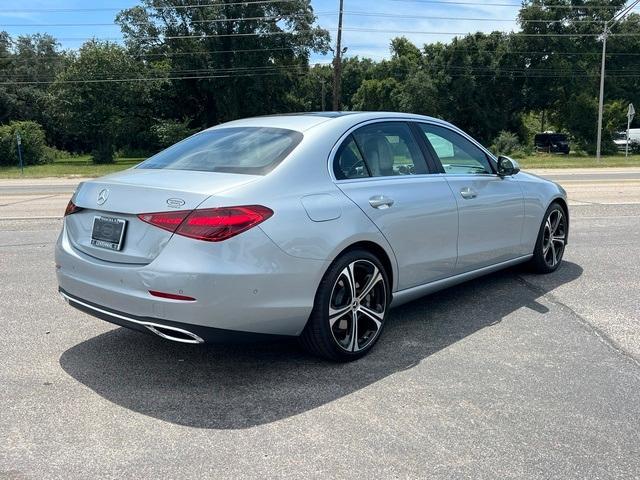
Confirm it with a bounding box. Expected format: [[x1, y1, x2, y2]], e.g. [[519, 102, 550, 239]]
[[300, 249, 390, 362], [529, 202, 568, 273]]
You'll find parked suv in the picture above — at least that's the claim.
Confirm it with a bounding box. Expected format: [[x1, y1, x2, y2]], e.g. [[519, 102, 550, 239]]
[[534, 133, 570, 154]]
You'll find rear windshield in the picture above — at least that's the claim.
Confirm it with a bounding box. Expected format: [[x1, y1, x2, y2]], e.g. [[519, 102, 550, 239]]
[[137, 127, 303, 175]]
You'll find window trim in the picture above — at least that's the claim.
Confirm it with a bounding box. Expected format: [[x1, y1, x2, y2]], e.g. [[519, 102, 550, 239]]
[[328, 119, 435, 183]]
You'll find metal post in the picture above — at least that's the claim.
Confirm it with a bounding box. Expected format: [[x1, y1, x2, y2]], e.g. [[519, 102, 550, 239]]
[[16, 132, 23, 175], [332, 0, 344, 111], [626, 103, 635, 157], [596, 21, 607, 161], [321, 79, 326, 111]]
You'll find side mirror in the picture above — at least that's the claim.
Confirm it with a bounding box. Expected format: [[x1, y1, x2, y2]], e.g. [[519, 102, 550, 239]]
[[497, 156, 520, 176]]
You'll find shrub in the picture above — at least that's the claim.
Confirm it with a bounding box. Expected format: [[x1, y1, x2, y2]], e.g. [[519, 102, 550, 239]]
[[490, 131, 520, 156], [91, 142, 115, 164], [151, 119, 198, 149], [0, 121, 54, 167]]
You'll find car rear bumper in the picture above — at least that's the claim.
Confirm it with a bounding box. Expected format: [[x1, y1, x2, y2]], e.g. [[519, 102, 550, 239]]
[[59, 288, 290, 343], [55, 221, 329, 338]]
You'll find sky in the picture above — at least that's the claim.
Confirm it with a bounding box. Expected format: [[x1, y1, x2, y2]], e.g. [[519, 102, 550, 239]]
[[0, 0, 524, 61]]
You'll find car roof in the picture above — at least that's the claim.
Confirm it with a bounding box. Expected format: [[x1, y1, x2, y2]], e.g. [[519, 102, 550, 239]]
[[208, 112, 450, 133]]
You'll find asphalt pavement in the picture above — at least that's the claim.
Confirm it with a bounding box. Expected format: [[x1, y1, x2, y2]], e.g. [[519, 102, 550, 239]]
[[1, 173, 639, 479]]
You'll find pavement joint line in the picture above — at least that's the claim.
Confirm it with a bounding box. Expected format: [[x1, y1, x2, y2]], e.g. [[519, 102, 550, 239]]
[[0, 194, 61, 207], [0, 216, 62, 220], [0, 242, 56, 248], [516, 275, 640, 368]]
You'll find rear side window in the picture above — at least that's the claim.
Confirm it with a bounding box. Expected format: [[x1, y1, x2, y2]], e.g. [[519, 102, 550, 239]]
[[138, 127, 303, 175], [336, 122, 427, 178], [334, 136, 369, 180]]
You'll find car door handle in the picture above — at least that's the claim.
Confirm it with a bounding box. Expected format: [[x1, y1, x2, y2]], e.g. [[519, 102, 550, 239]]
[[369, 195, 395, 209], [459, 187, 477, 199]]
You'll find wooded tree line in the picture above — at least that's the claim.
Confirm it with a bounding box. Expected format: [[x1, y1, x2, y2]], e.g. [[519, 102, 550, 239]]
[[0, 0, 639, 164]]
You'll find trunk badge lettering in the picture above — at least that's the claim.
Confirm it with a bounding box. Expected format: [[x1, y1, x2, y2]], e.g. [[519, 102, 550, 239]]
[[167, 198, 186, 208], [97, 189, 109, 205]]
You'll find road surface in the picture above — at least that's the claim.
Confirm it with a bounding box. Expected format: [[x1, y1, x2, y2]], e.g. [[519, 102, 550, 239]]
[[1, 170, 639, 479]]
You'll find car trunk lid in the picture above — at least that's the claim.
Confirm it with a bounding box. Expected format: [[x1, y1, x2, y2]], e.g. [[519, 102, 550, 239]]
[[66, 169, 259, 264]]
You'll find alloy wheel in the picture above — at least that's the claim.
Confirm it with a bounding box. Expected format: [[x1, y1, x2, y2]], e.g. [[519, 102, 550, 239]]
[[542, 209, 567, 268], [328, 260, 387, 352]]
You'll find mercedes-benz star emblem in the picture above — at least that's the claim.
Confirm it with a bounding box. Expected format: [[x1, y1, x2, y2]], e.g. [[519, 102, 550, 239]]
[[97, 188, 109, 205]]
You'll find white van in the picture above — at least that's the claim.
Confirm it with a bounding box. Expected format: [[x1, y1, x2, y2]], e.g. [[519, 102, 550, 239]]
[[614, 128, 640, 151]]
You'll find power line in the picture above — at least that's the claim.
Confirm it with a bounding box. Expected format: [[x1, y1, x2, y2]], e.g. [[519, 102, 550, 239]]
[[343, 10, 638, 23], [3, 48, 640, 64], [0, 12, 336, 28], [342, 27, 640, 37], [0, 46, 308, 61], [1, 11, 621, 27], [386, 0, 622, 8], [0, 0, 626, 12], [4, 28, 639, 44], [0, 69, 318, 85], [1, 70, 637, 86], [3, 59, 640, 83], [0, 0, 298, 13]]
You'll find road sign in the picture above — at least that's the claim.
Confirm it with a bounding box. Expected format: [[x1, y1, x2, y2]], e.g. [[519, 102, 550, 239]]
[[629, 103, 635, 122]]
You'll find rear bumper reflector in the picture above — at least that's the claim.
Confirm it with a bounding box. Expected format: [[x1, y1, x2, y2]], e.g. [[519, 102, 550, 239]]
[[148, 290, 196, 302]]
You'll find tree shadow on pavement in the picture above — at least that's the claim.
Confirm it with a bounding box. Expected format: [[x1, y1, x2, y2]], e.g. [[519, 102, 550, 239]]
[[59, 261, 583, 430]]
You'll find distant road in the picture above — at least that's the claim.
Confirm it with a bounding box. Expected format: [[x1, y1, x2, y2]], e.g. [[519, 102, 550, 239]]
[[0, 168, 639, 219], [1, 168, 640, 196], [0, 183, 79, 195], [530, 168, 640, 183]]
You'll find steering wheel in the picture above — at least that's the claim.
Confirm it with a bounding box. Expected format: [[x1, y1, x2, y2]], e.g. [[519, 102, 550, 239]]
[[347, 159, 365, 177]]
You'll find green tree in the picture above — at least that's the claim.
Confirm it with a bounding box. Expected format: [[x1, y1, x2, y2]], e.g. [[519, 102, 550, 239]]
[[352, 78, 400, 111], [115, 0, 329, 127], [50, 41, 165, 163]]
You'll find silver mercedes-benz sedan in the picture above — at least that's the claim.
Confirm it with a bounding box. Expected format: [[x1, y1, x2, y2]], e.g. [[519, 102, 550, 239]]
[[56, 112, 568, 361]]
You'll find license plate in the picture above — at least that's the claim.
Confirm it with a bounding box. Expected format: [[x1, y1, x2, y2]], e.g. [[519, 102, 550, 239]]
[[91, 216, 127, 251]]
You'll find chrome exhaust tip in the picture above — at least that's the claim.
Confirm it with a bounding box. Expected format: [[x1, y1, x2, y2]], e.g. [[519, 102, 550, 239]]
[[144, 323, 204, 344]]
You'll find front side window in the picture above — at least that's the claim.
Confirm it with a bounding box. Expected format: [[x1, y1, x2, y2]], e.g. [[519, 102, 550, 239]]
[[138, 127, 303, 175], [351, 122, 428, 178], [418, 124, 493, 175]]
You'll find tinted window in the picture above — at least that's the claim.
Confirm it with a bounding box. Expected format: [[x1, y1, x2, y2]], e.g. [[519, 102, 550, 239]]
[[418, 124, 492, 175], [334, 136, 369, 180], [550, 134, 567, 142], [138, 127, 303, 175], [350, 122, 427, 177]]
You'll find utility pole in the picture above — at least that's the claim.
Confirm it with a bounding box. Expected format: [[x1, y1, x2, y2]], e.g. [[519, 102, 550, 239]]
[[596, 0, 640, 161], [332, 0, 344, 111], [321, 79, 326, 111], [595, 21, 608, 162]]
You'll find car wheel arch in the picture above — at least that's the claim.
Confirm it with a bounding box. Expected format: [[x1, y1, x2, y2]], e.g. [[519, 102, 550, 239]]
[[550, 197, 570, 245], [327, 240, 397, 294]]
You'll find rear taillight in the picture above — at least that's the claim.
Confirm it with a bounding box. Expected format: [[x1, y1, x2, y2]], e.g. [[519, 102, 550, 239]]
[[138, 205, 273, 242], [64, 200, 82, 216], [138, 210, 190, 233]]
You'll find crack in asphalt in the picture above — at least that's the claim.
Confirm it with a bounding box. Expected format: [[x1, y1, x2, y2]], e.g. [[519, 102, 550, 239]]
[[517, 275, 640, 369]]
